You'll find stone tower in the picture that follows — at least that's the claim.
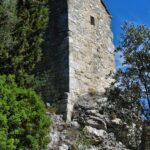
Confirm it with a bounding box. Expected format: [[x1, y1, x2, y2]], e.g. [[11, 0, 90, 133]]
[[46, 0, 115, 121]]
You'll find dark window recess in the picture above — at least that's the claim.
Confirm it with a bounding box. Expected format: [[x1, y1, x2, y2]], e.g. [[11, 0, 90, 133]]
[[90, 16, 95, 25]]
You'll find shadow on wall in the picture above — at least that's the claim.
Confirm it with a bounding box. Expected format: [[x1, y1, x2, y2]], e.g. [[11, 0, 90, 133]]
[[37, 0, 69, 105]]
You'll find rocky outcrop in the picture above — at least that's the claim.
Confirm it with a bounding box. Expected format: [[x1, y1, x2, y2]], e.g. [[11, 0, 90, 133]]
[[48, 93, 142, 150], [72, 93, 141, 149]]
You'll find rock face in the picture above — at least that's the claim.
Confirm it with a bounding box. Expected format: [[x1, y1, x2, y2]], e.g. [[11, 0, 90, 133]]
[[45, 0, 115, 121], [73, 93, 142, 149], [48, 94, 142, 150]]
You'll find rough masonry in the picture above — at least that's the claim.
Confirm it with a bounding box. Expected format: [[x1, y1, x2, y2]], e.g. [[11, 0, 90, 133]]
[[46, 0, 115, 121]]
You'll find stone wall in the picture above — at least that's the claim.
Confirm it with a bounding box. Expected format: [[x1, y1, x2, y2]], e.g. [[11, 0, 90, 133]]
[[44, 0, 115, 121], [67, 0, 115, 120]]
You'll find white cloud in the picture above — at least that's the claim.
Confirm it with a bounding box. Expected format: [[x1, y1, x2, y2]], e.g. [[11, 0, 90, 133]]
[[115, 52, 124, 69]]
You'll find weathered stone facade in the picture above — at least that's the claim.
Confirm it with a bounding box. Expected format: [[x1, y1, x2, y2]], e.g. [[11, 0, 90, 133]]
[[47, 0, 115, 121], [67, 0, 115, 121]]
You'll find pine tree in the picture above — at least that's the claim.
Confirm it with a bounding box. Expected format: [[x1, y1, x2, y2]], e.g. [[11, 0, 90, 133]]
[[14, 0, 49, 86], [0, 0, 17, 74], [0, 0, 49, 87]]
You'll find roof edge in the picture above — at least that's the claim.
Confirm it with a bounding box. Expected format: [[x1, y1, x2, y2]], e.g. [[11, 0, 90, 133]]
[[101, 0, 111, 17]]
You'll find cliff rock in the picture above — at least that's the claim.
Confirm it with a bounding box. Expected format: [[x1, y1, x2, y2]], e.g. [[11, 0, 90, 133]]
[[48, 93, 142, 150]]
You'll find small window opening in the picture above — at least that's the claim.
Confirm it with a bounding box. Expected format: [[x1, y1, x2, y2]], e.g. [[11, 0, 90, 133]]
[[90, 16, 95, 25]]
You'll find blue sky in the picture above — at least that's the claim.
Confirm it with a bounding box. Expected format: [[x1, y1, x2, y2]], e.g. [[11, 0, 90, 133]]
[[104, 0, 150, 68], [104, 0, 150, 45]]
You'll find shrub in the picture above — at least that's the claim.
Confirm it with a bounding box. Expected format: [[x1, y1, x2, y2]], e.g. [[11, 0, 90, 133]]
[[88, 87, 97, 95], [0, 75, 51, 150]]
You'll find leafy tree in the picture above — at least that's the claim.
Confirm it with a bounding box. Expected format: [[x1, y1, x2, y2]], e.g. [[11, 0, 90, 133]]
[[105, 22, 150, 149], [106, 23, 150, 121], [0, 75, 51, 150], [0, 0, 49, 87]]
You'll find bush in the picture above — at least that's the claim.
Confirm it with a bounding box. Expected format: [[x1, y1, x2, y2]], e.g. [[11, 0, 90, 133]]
[[0, 75, 51, 150], [88, 87, 97, 95]]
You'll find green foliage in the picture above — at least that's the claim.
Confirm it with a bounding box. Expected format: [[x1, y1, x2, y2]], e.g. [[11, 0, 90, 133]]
[[14, 0, 49, 86], [79, 129, 98, 146], [47, 104, 58, 114], [77, 135, 96, 146], [116, 23, 150, 104], [0, 0, 17, 72], [0, 1, 51, 149], [0, 0, 49, 87], [0, 75, 51, 150], [106, 22, 150, 122]]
